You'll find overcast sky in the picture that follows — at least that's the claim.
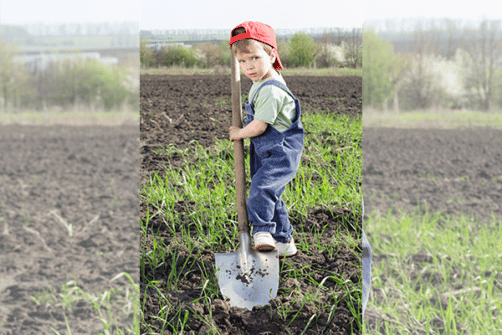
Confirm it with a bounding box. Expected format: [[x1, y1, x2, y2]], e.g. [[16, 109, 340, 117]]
[[364, 1, 500, 30], [0, 0, 362, 29], [0, 0, 139, 25], [140, 0, 363, 30], [1, 0, 498, 31]]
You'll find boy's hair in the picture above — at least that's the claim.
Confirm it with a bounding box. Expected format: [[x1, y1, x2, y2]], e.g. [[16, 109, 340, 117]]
[[231, 27, 273, 55]]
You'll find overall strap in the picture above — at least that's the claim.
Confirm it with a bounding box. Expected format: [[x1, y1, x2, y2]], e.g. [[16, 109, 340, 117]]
[[250, 79, 296, 106]]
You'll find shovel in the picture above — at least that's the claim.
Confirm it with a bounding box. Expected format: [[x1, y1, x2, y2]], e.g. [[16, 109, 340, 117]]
[[214, 51, 279, 311]]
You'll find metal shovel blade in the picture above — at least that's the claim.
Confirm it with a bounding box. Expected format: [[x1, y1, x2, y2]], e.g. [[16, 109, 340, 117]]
[[215, 232, 279, 310]]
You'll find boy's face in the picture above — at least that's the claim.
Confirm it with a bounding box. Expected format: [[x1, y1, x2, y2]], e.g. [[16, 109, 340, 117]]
[[235, 40, 276, 82]]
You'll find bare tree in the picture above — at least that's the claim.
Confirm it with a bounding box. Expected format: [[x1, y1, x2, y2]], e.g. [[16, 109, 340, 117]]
[[319, 29, 336, 45], [316, 31, 339, 68], [318, 28, 352, 47], [0, 40, 19, 110], [198, 42, 221, 68], [407, 26, 429, 108], [389, 53, 412, 113], [335, 28, 350, 45], [0, 40, 34, 111], [347, 28, 362, 68], [439, 18, 468, 60], [461, 19, 502, 111], [402, 18, 442, 109]]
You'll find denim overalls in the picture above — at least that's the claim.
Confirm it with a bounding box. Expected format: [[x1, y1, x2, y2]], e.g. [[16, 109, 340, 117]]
[[244, 79, 304, 243]]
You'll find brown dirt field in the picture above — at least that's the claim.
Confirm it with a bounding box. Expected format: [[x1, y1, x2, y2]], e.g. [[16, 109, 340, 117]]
[[362, 126, 502, 333], [363, 127, 502, 222], [0, 124, 139, 334], [140, 74, 363, 335]]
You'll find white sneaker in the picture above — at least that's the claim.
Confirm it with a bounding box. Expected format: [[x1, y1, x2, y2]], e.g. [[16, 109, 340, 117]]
[[275, 238, 297, 257], [253, 232, 276, 251]]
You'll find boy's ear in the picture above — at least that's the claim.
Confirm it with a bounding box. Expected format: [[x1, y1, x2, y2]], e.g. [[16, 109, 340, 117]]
[[270, 49, 277, 64]]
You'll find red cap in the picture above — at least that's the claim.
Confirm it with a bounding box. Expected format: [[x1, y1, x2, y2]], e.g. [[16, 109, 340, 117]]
[[229, 21, 283, 70]]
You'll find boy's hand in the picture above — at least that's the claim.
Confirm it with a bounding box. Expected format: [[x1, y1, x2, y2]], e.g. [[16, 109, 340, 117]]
[[229, 120, 267, 142], [229, 126, 242, 142]]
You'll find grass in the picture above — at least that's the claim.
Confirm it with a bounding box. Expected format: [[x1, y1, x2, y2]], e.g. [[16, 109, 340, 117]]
[[140, 111, 362, 333], [30, 272, 139, 335], [140, 65, 362, 77], [0, 109, 139, 126], [142, 111, 362, 246], [281, 67, 362, 77], [363, 108, 502, 129], [363, 105, 502, 333], [363, 203, 502, 334]]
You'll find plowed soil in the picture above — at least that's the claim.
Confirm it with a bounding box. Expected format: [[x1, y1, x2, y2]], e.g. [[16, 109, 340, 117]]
[[363, 127, 502, 223], [140, 74, 363, 335], [140, 74, 361, 186], [363, 126, 502, 332], [0, 124, 139, 334]]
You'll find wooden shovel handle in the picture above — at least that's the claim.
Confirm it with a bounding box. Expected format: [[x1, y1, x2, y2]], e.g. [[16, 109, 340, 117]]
[[230, 51, 249, 234]]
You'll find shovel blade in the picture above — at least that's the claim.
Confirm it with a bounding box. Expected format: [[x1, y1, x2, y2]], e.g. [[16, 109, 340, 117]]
[[215, 233, 279, 310]]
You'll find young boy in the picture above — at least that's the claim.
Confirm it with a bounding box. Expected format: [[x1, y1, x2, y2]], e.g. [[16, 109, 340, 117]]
[[228, 21, 304, 257]]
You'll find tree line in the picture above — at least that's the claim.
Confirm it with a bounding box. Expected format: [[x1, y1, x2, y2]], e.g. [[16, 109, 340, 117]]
[[140, 30, 362, 69], [19, 21, 138, 37], [141, 27, 358, 43], [364, 18, 502, 112], [0, 40, 136, 112]]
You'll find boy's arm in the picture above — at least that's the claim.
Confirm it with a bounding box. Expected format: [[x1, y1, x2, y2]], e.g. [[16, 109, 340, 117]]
[[229, 119, 268, 142]]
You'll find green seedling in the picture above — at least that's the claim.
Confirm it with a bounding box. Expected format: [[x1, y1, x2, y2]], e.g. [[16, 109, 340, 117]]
[[50, 209, 73, 237], [22, 209, 31, 225], [140, 110, 362, 333], [364, 203, 502, 334], [48, 313, 72, 335], [419, 172, 437, 180]]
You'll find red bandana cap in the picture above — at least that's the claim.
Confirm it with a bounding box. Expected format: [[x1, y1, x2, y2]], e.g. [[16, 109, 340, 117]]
[[229, 21, 284, 70]]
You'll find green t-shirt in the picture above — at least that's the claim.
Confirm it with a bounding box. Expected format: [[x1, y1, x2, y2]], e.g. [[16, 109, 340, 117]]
[[247, 74, 296, 133]]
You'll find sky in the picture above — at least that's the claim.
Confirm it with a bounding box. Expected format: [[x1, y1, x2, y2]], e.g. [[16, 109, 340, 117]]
[[1, 0, 498, 31], [140, 0, 363, 30], [0, 0, 139, 25], [364, 1, 501, 30]]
